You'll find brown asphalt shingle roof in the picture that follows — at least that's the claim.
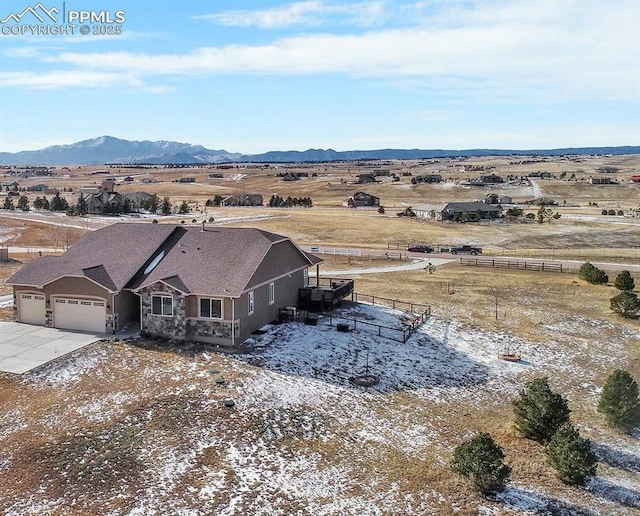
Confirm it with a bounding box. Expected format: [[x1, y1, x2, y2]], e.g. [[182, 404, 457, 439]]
[[133, 227, 316, 297], [9, 223, 321, 298], [8, 223, 178, 290]]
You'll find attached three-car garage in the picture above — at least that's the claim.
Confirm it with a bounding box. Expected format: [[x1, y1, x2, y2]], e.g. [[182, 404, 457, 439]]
[[52, 298, 107, 333]]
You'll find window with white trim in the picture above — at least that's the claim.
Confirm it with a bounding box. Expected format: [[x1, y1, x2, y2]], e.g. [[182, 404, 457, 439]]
[[151, 295, 173, 316], [248, 291, 254, 315], [200, 298, 223, 319], [268, 282, 275, 305]]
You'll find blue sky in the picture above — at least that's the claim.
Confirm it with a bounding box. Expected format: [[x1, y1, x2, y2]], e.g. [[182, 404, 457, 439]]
[[1, 0, 639, 153]]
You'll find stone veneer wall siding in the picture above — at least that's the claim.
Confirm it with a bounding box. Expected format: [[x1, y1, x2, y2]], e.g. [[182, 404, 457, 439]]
[[139, 283, 187, 339]]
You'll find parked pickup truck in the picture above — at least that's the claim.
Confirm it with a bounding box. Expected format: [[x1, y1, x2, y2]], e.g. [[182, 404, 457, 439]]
[[450, 245, 482, 255]]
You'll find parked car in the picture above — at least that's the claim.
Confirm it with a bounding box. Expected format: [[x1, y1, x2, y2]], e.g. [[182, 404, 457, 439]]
[[451, 245, 482, 255], [407, 244, 434, 253]]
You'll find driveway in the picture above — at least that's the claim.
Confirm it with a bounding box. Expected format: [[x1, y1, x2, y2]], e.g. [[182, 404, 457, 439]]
[[0, 322, 105, 374]]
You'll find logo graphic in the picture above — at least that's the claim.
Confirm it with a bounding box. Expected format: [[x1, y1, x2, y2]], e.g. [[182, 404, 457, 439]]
[[1, 2, 125, 36], [1, 3, 58, 24]]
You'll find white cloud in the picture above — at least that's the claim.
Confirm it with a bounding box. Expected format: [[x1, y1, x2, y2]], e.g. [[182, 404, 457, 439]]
[[3, 1, 638, 103], [0, 70, 169, 92], [193, 1, 388, 28]]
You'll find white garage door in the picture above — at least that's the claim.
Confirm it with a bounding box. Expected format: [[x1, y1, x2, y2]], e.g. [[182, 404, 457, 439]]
[[53, 298, 106, 333], [18, 293, 46, 325]]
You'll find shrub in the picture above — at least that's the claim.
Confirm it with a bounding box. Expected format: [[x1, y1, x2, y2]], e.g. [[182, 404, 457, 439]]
[[601, 209, 608, 215], [546, 423, 597, 486], [578, 262, 608, 285], [614, 270, 635, 292], [450, 432, 511, 494], [598, 370, 640, 432], [378, 206, 385, 214], [617, 210, 624, 216], [610, 291, 640, 318], [608, 209, 616, 216], [513, 377, 571, 443]]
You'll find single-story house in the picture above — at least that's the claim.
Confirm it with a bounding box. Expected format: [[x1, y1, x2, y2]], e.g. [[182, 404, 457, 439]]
[[8, 223, 322, 347], [411, 174, 442, 184], [481, 174, 504, 184], [590, 177, 617, 185], [413, 201, 503, 222], [221, 194, 264, 207], [26, 184, 49, 192], [346, 192, 380, 208], [356, 174, 378, 184], [485, 193, 513, 205]]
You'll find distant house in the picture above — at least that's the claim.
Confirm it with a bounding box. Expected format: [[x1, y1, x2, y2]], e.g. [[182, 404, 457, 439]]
[[528, 171, 553, 179], [176, 177, 196, 183], [3, 181, 19, 191], [523, 197, 558, 206], [141, 178, 158, 184], [123, 176, 135, 182], [8, 223, 322, 347], [125, 191, 153, 211], [82, 179, 125, 214], [26, 184, 48, 192], [590, 177, 617, 185], [373, 169, 390, 177], [411, 174, 442, 184], [413, 201, 503, 222], [481, 174, 504, 184], [356, 174, 378, 184], [208, 173, 224, 179], [346, 192, 380, 208], [485, 194, 513, 205], [281, 173, 299, 182], [221, 194, 264, 207]]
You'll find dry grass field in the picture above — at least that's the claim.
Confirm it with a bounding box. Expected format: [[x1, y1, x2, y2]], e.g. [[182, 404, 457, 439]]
[[0, 154, 639, 515]]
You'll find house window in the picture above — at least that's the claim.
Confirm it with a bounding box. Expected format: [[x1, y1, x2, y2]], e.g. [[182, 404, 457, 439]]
[[268, 282, 275, 305], [248, 291, 254, 315], [151, 295, 173, 316], [200, 298, 223, 319]]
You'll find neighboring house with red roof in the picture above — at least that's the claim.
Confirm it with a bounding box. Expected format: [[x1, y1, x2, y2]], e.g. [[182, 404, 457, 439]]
[[8, 223, 322, 347]]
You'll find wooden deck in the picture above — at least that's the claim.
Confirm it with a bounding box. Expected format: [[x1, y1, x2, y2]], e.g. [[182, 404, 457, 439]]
[[298, 277, 355, 311]]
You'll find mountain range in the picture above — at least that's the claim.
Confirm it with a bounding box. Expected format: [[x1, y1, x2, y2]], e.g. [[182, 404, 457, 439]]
[[1, 136, 638, 165]]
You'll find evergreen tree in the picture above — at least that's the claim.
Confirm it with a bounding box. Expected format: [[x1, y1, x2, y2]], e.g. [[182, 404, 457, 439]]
[[513, 377, 571, 443], [161, 197, 172, 215], [450, 432, 511, 494], [149, 194, 159, 214], [546, 423, 597, 486], [75, 194, 88, 216], [610, 291, 640, 318], [3, 196, 15, 210], [33, 196, 50, 210], [17, 195, 30, 211], [598, 370, 640, 432], [178, 200, 190, 214], [50, 192, 69, 212], [614, 270, 635, 292], [578, 262, 608, 285], [212, 194, 223, 206]]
